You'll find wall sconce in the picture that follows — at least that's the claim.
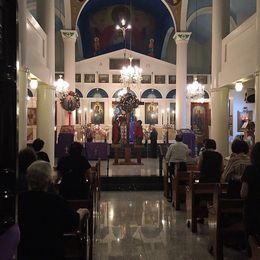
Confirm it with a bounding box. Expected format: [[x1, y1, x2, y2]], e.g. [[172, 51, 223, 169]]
[[29, 78, 38, 90], [235, 82, 243, 92]]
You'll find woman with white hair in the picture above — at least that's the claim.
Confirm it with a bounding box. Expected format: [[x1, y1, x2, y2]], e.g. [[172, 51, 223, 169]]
[[18, 161, 87, 260]]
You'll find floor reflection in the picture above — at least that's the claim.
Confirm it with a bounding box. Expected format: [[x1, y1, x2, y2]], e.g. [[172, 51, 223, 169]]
[[94, 192, 214, 260]]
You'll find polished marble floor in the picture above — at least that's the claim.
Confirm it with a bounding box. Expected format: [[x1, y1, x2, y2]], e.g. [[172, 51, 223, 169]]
[[91, 158, 160, 177], [93, 191, 248, 260]]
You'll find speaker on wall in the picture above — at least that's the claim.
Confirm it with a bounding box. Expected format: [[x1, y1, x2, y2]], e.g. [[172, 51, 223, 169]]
[[245, 88, 255, 103]]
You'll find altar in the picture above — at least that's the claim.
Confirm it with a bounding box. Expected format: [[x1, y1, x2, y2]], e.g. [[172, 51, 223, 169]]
[[85, 142, 109, 160]]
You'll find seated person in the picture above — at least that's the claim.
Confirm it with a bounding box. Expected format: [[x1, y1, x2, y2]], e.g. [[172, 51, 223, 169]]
[[18, 147, 37, 192], [221, 139, 251, 198], [241, 142, 260, 247], [32, 138, 50, 162], [198, 139, 223, 183], [18, 161, 87, 260], [57, 142, 91, 200]]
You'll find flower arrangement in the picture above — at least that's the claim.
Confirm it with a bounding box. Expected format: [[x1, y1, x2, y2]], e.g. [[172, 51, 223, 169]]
[[60, 91, 80, 112], [118, 92, 140, 113]]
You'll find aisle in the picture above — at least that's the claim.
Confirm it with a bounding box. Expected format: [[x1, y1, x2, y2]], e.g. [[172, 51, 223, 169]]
[[93, 191, 213, 260]]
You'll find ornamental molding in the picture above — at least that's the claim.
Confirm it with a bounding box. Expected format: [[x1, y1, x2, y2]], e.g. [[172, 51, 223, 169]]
[[173, 32, 191, 43], [61, 30, 78, 41]]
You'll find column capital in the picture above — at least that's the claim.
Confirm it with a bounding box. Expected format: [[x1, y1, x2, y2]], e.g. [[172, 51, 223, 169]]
[[173, 32, 191, 44], [61, 30, 78, 41]]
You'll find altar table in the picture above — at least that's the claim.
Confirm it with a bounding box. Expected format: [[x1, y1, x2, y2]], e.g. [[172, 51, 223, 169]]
[[85, 142, 109, 160]]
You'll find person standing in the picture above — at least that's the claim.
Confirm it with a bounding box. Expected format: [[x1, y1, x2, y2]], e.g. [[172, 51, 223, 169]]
[[149, 126, 158, 158]]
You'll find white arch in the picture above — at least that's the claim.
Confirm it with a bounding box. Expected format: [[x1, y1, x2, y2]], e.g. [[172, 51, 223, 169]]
[[180, 0, 189, 31], [161, 27, 174, 60], [75, 0, 177, 31], [186, 7, 237, 31]]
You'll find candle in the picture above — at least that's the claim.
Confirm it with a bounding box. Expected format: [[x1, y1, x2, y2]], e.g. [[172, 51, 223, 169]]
[[78, 109, 82, 125], [161, 110, 165, 125], [167, 108, 170, 125], [84, 108, 87, 125]]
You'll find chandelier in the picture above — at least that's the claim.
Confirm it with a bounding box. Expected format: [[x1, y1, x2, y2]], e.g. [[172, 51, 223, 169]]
[[116, 12, 142, 88], [120, 56, 142, 87], [54, 74, 69, 94], [186, 76, 205, 99]]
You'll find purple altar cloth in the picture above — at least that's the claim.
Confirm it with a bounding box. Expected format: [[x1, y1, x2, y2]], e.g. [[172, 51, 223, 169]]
[[55, 133, 74, 158], [85, 142, 109, 160], [178, 129, 196, 157], [0, 224, 20, 260]]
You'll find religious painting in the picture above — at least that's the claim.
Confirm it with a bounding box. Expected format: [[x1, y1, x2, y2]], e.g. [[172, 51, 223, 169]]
[[141, 75, 151, 84], [169, 75, 176, 84], [187, 75, 193, 84], [91, 102, 104, 124], [27, 108, 37, 125], [170, 103, 176, 125], [155, 75, 165, 84], [27, 127, 34, 142], [75, 73, 81, 82], [109, 58, 140, 70], [237, 110, 253, 132], [98, 74, 109, 83], [87, 5, 156, 58], [197, 75, 208, 84], [145, 102, 158, 125], [112, 74, 121, 83], [191, 103, 209, 140], [84, 74, 95, 83]]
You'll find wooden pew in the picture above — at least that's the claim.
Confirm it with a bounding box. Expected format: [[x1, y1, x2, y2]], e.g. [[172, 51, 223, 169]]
[[64, 209, 90, 260], [249, 235, 260, 260], [67, 200, 94, 260], [186, 174, 228, 233], [163, 162, 171, 199], [172, 164, 199, 210], [208, 186, 244, 259]]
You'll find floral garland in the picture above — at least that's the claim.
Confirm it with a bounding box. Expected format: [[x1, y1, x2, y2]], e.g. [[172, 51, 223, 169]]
[[60, 91, 80, 112], [118, 92, 140, 113]]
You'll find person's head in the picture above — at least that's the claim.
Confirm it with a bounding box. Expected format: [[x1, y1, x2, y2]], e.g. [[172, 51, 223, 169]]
[[231, 139, 249, 154], [137, 120, 142, 126], [175, 134, 183, 142], [205, 139, 216, 150], [27, 161, 52, 191], [250, 142, 260, 166], [18, 148, 37, 175], [69, 142, 83, 156], [32, 138, 45, 152]]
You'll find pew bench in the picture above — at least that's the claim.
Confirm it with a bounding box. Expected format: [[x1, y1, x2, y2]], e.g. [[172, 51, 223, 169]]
[[208, 187, 244, 259], [186, 175, 228, 233], [64, 209, 90, 260]]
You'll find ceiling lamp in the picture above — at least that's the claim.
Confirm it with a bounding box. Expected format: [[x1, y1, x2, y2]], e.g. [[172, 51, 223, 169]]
[[54, 75, 69, 93], [235, 81, 243, 92], [187, 76, 205, 99], [120, 56, 142, 87], [29, 78, 38, 90], [116, 6, 142, 89]]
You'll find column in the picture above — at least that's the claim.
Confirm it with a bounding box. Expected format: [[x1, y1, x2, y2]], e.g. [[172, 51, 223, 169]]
[[61, 30, 78, 125], [37, 84, 56, 167], [173, 32, 191, 130], [61, 30, 78, 89], [255, 0, 260, 141], [211, 0, 229, 156], [211, 88, 229, 156], [18, 0, 28, 150], [36, 0, 55, 84]]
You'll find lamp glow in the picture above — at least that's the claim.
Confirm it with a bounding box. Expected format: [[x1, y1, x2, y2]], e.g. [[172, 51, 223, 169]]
[[235, 82, 243, 92], [30, 79, 38, 90]]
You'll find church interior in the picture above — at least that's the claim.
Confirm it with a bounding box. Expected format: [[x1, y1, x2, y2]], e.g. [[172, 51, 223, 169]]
[[1, 0, 260, 259]]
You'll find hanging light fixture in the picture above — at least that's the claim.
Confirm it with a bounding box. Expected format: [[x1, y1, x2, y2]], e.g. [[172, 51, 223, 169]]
[[116, 2, 142, 89], [235, 81, 243, 92], [187, 76, 205, 99], [54, 74, 69, 93], [29, 78, 38, 90], [186, 0, 205, 100]]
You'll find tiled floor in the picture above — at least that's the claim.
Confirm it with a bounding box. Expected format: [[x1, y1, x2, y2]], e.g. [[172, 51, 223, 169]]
[[93, 191, 249, 260], [91, 158, 160, 177]]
